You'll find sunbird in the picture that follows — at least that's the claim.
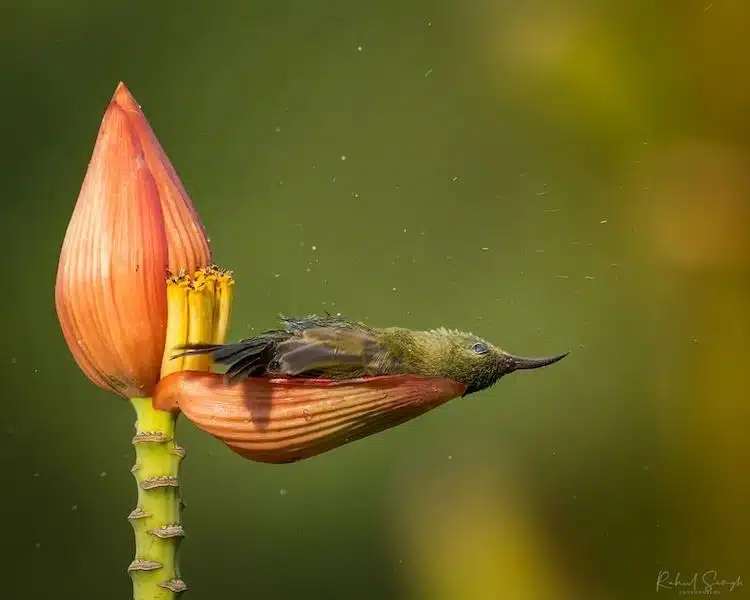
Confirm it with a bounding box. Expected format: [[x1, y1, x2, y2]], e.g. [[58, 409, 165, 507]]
[[180, 315, 567, 396]]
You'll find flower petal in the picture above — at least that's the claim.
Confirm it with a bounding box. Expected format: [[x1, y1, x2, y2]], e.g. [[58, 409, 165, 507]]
[[153, 372, 467, 463], [55, 100, 169, 397], [113, 83, 211, 273]]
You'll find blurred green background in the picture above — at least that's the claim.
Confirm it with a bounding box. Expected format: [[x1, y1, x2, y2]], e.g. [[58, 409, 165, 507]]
[[1, 1, 748, 599]]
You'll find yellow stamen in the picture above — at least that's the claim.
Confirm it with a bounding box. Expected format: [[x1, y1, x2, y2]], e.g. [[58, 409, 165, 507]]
[[160, 266, 235, 378], [160, 276, 190, 376], [213, 271, 234, 345]]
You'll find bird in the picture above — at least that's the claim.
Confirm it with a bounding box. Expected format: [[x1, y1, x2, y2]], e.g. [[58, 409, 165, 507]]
[[177, 314, 567, 396]]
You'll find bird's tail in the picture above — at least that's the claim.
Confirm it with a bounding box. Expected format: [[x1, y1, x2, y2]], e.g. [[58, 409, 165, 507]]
[[172, 337, 273, 380]]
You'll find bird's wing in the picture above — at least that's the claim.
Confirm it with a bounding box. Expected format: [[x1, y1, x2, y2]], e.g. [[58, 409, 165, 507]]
[[274, 327, 384, 376]]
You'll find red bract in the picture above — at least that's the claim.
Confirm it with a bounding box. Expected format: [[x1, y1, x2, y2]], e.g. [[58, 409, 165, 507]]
[[154, 372, 467, 463]]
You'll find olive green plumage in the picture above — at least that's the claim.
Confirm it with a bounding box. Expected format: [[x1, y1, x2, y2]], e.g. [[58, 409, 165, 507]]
[[179, 315, 567, 396]]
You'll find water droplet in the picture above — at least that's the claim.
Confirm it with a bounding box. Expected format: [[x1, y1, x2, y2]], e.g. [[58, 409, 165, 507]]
[[341, 155, 347, 161], [33, 472, 40, 477], [274, 125, 281, 133], [71, 505, 78, 511], [312, 245, 317, 251], [357, 45, 363, 52], [279, 488, 288, 496], [100, 471, 108, 478]]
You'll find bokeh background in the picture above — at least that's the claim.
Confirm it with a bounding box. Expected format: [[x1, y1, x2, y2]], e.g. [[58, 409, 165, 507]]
[[1, 1, 748, 599]]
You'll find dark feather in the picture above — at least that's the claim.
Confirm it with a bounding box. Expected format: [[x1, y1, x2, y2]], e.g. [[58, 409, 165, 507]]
[[172, 343, 223, 357], [212, 337, 269, 363], [276, 339, 366, 375], [225, 355, 265, 380]]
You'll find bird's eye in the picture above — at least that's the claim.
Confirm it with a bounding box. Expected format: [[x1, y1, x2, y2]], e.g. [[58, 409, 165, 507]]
[[471, 342, 488, 355]]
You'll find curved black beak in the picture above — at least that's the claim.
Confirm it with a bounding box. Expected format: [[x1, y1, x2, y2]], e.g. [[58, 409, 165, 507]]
[[505, 351, 568, 372]]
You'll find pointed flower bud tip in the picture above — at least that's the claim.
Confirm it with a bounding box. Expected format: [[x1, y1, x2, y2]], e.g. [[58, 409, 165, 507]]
[[153, 373, 466, 463], [56, 82, 214, 397], [112, 83, 211, 274]]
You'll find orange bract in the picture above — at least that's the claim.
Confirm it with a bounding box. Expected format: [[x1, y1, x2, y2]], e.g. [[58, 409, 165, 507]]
[[55, 83, 212, 397], [154, 372, 467, 463]]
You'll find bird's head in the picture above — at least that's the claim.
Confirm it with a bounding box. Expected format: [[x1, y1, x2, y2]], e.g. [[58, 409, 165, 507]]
[[419, 328, 567, 396]]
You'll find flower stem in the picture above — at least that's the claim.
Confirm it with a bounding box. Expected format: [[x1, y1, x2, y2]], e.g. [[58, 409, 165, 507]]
[[128, 397, 186, 599]]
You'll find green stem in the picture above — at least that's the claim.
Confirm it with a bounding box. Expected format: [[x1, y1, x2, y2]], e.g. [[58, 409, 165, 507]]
[[128, 397, 186, 599]]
